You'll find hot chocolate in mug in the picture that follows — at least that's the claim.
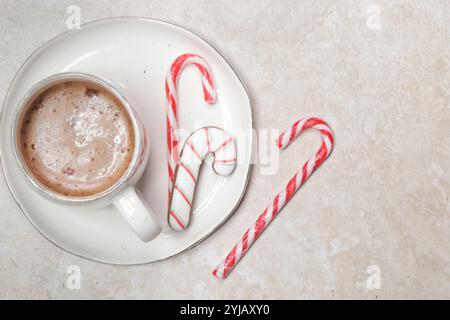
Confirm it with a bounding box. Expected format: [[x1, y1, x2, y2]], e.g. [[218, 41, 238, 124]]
[[12, 72, 161, 242]]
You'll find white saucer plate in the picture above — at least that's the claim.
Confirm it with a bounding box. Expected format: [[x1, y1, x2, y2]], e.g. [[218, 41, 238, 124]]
[[0, 18, 253, 264]]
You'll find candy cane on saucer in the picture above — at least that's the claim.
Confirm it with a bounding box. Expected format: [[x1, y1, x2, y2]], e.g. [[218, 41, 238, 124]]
[[212, 117, 334, 279], [165, 54, 217, 200], [168, 127, 237, 231]]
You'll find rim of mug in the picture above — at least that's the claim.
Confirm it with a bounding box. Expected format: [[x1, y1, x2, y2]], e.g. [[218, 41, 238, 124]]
[[11, 72, 145, 204]]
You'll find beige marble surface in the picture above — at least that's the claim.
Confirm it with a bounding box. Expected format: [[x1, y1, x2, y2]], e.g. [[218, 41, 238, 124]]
[[0, 0, 449, 299]]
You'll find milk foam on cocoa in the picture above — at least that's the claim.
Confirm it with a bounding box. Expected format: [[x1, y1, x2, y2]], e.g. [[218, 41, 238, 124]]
[[18, 81, 135, 197]]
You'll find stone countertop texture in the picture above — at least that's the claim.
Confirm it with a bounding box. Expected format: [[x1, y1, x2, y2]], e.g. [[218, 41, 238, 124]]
[[0, 0, 448, 299]]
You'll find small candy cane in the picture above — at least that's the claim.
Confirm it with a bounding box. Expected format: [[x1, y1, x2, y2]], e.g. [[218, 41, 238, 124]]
[[169, 127, 237, 231], [165, 54, 217, 201], [213, 117, 334, 279]]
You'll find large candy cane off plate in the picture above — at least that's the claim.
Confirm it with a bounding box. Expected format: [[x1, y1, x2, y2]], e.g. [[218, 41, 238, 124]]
[[169, 127, 237, 231], [213, 117, 334, 279], [165, 54, 217, 201]]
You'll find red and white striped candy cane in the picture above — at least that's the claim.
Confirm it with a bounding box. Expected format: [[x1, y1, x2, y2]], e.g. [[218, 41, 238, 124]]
[[165, 54, 217, 200], [212, 117, 334, 279], [169, 127, 237, 231]]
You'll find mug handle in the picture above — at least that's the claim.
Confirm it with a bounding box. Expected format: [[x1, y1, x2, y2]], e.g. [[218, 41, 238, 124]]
[[112, 186, 161, 242]]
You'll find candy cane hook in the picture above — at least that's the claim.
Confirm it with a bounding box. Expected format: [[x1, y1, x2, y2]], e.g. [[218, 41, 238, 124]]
[[165, 54, 217, 201], [169, 127, 237, 231], [213, 117, 334, 279]]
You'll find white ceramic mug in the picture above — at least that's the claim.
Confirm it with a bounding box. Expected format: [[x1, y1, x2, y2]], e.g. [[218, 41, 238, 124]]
[[12, 72, 161, 242]]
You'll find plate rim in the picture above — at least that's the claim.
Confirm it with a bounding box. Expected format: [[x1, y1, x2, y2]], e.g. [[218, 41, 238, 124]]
[[0, 16, 254, 265]]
